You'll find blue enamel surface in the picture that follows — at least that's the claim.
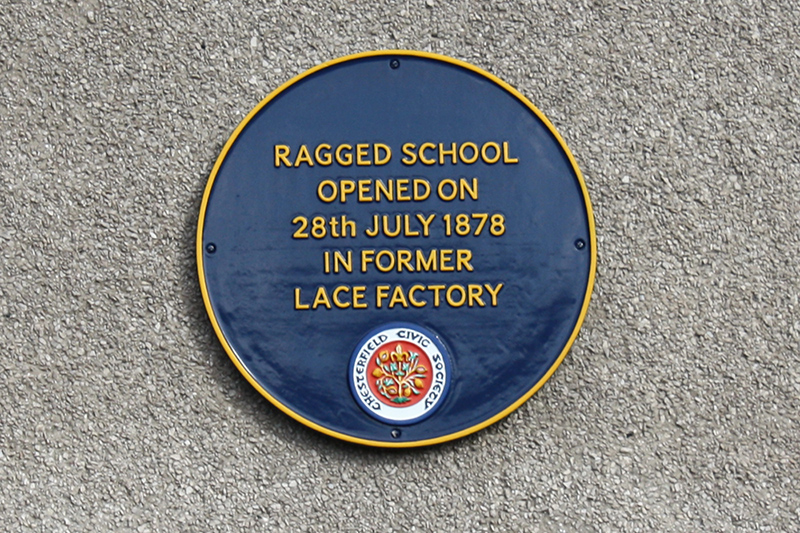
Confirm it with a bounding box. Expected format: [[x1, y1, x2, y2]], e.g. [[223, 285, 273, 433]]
[[200, 54, 592, 444]]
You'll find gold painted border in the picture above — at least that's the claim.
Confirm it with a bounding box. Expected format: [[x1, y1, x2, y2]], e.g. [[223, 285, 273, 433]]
[[197, 50, 597, 448]]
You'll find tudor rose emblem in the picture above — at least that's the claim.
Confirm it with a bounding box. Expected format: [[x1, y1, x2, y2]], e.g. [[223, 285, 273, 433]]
[[350, 323, 451, 425]]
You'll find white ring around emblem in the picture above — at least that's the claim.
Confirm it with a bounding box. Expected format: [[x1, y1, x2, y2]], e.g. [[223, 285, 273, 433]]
[[349, 322, 452, 425]]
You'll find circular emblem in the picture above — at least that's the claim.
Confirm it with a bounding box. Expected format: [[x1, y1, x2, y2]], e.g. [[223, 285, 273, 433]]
[[350, 323, 451, 425], [198, 51, 596, 447]]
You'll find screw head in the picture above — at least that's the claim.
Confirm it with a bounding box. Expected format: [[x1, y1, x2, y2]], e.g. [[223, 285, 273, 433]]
[[206, 243, 217, 254], [390, 59, 400, 69], [391, 428, 401, 439], [575, 239, 586, 250]]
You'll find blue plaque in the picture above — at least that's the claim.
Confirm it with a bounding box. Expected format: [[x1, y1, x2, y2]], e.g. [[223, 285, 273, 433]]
[[198, 51, 596, 447]]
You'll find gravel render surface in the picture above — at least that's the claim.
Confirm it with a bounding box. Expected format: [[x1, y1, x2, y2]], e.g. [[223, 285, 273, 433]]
[[1, 1, 798, 531]]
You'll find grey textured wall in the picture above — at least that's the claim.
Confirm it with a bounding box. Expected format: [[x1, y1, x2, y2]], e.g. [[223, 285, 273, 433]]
[[1, 1, 798, 531]]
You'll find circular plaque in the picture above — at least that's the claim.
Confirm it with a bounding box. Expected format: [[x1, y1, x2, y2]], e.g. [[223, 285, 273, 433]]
[[197, 51, 595, 447]]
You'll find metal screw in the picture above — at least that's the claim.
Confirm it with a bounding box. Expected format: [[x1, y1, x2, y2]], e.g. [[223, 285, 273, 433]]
[[391, 428, 401, 439], [575, 239, 586, 250], [206, 243, 217, 254], [390, 59, 400, 69]]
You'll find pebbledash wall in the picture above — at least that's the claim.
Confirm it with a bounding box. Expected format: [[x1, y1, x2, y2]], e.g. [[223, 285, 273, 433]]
[[0, 2, 798, 530]]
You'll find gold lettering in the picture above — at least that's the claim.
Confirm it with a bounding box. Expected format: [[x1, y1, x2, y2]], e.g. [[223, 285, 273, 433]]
[[294, 287, 309, 309], [397, 249, 413, 272], [358, 179, 373, 202], [293, 144, 314, 167], [375, 250, 395, 272], [339, 180, 355, 203], [437, 179, 457, 201], [460, 177, 478, 201], [374, 143, 392, 165], [502, 141, 518, 164], [314, 143, 332, 166], [317, 180, 337, 203], [332, 286, 351, 308], [335, 144, 353, 166], [481, 142, 501, 164], [413, 179, 431, 201], [375, 179, 393, 202], [467, 284, 485, 307], [376, 285, 390, 308], [456, 249, 474, 271], [484, 283, 503, 306], [428, 284, 446, 307], [312, 286, 332, 309], [361, 249, 375, 271], [419, 142, 436, 165], [439, 249, 454, 271], [352, 285, 367, 309], [402, 215, 419, 237], [275, 145, 292, 167], [439, 142, 457, 165], [415, 249, 437, 271], [388, 286, 409, 308], [401, 143, 417, 165], [356, 143, 371, 166], [446, 285, 466, 307], [396, 178, 410, 201], [408, 285, 427, 307], [459, 142, 478, 164], [416, 213, 435, 236]]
